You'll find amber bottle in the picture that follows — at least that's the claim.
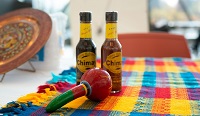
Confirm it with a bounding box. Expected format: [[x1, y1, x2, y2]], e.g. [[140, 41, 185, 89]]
[[76, 12, 96, 85], [101, 11, 122, 93]]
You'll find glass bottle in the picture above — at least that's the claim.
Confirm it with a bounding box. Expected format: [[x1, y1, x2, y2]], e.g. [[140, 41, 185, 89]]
[[101, 11, 122, 93], [76, 11, 96, 85]]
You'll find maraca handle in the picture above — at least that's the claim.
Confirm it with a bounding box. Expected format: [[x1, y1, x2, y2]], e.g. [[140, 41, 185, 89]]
[[46, 84, 87, 113]]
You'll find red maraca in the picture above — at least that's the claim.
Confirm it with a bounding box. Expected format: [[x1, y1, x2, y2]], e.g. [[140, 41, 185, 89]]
[[46, 68, 112, 113]]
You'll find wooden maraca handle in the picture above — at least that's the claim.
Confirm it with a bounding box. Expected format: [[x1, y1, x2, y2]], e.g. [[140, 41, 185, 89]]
[[46, 82, 89, 113]]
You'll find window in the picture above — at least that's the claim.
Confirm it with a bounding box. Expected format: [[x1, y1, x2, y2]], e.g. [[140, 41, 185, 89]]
[[149, 0, 200, 39]]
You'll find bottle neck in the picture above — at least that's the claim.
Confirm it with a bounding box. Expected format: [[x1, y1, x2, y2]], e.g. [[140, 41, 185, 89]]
[[80, 22, 92, 39], [106, 22, 117, 39]]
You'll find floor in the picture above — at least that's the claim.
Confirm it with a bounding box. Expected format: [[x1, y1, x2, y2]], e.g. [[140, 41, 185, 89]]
[[0, 40, 200, 108]]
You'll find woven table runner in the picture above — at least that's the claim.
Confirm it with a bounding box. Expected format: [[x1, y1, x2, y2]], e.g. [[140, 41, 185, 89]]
[[1, 57, 200, 116]]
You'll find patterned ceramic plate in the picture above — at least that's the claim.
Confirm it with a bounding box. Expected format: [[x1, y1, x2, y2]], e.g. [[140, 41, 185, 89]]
[[0, 8, 52, 74]]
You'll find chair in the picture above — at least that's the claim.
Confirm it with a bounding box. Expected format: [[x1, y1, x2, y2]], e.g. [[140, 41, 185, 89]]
[[118, 32, 191, 58]]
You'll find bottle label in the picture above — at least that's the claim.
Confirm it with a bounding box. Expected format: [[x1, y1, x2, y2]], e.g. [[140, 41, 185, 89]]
[[77, 52, 96, 73], [103, 52, 122, 73], [80, 23, 92, 38], [106, 23, 117, 39]]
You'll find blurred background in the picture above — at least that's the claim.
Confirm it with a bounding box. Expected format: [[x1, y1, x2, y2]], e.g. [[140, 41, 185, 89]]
[[1, 0, 200, 66]]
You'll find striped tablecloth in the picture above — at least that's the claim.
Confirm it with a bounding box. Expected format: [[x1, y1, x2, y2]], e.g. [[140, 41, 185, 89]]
[[1, 57, 200, 116]]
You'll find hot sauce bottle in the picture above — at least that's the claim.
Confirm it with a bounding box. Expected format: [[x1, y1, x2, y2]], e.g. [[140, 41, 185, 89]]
[[101, 11, 122, 93], [76, 12, 96, 85]]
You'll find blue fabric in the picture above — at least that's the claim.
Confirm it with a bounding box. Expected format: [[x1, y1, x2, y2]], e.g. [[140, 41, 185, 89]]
[[0, 102, 41, 116], [47, 67, 76, 84]]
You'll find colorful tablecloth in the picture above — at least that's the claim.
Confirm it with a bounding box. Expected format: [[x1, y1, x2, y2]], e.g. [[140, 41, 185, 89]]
[[1, 57, 200, 116]]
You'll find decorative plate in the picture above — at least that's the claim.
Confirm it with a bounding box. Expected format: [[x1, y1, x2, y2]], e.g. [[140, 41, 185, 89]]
[[0, 8, 52, 74]]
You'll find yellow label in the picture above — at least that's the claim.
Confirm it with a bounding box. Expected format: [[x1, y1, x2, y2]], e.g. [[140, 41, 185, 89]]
[[77, 52, 96, 73], [106, 23, 117, 39], [103, 52, 122, 73], [80, 23, 92, 38]]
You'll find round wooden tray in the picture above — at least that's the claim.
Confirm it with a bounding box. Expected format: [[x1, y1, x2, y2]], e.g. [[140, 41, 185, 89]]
[[0, 8, 52, 74]]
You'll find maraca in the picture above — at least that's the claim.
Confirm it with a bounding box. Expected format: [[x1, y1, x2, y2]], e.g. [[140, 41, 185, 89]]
[[46, 68, 112, 113]]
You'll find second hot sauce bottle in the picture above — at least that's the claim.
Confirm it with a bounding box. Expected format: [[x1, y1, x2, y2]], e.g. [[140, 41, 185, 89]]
[[101, 11, 122, 93]]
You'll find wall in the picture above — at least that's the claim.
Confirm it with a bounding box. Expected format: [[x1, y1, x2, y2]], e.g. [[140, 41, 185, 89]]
[[69, 0, 149, 57]]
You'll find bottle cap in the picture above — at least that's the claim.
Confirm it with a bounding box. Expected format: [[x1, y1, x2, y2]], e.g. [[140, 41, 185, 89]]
[[106, 11, 118, 21], [80, 11, 92, 22]]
